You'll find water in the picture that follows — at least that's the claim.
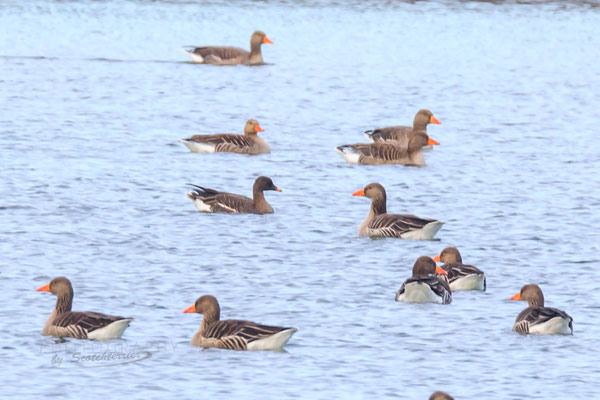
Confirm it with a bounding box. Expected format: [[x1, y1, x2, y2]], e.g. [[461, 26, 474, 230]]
[[1, 1, 600, 398]]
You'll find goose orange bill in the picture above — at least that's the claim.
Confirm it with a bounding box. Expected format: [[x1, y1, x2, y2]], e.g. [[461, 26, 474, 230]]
[[183, 304, 196, 313], [429, 115, 441, 124], [352, 188, 365, 196], [433, 254, 441, 262], [435, 266, 448, 276], [427, 137, 440, 146], [510, 292, 522, 301], [275, 187, 282, 192], [36, 282, 51, 292], [255, 124, 264, 132], [262, 36, 273, 44]]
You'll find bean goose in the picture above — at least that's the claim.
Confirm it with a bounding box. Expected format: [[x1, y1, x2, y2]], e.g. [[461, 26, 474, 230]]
[[187, 176, 281, 214], [395, 256, 452, 304], [352, 183, 444, 239], [36, 277, 132, 340], [183, 295, 298, 350], [510, 284, 573, 335], [364, 109, 441, 145], [433, 247, 486, 291], [336, 131, 438, 166], [430, 392, 454, 400], [183, 30, 273, 65], [179, 119, 270, 155]]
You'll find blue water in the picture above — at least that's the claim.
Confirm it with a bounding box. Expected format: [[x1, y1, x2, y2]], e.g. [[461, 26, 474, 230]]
[[1, 1, 600, 398]]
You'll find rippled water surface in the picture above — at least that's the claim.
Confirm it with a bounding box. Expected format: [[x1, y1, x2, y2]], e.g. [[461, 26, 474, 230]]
[[2, 1, 600, 398]]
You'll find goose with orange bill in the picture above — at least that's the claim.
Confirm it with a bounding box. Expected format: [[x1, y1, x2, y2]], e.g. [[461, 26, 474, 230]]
[[183, 295, 298, 350], [183, 31, 273, 65], [509, 284, 573, 335], [352, 183, 444, 239]]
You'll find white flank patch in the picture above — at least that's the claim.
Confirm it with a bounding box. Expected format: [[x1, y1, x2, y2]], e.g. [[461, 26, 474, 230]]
[[401, 221, 444, 240], [246, 328, 298, 351], [213, 202, 237, 213], [183, 49, 204, 63], [450, 274, 485, 291], [335, 147, 361, 164], [179, 139, 216, 153], [87, 319, 133, 340], [395, 282, 442, 304], [530, 317, 573, 335], [191, 199, 213, 213]]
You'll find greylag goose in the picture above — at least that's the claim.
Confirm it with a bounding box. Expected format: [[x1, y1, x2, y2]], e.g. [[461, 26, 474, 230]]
[[187, 176, 281, 214], [430, 392, 454, 400], [510, 284, 573, 335], [179, 119, 270, 155], [364, 109, 441, 145], [434, 247, 486, 291], [183, 30, 273, 65], [183, 295, 298, 350], [336, 131, 438, 166], [352, 183, 444, 239], [395, 256, 452, 304], [36, 277, 132, 340]]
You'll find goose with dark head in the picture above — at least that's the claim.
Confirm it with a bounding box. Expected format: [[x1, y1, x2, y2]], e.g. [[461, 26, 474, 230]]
[[395, 256, 452, 304], [187, 176, 281, 214]]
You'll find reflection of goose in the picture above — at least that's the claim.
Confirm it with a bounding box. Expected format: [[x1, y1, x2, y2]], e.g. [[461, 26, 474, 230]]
[[179, 119, 270, 154], [336, 131, 438, 166], [395, 256, 452, 304], [183, 295, 298, 350], [37, 277, 132, 340], [183, 31, 273, 65], [187, 176, 281, 214], [352, 183, 443, 239], [510, 284, 573, 335], [364, 109, 441, 146], [434, 247, 486, 291]]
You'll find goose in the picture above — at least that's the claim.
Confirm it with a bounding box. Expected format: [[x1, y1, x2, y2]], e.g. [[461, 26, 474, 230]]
[[336, 131, 438, 166], [352, 183, 443, 239], [395, 256, 452, 304], [183, 30, 273, 65], [183, 295, 298, 350], [364, 109, 441, 145], [179, 119, 270, 155], [187, 176, 281, 214], [36, 277, 132, 340], [433, 247, 486, 291], [510, 284, 573, 335], [430, 392, 454, 400]]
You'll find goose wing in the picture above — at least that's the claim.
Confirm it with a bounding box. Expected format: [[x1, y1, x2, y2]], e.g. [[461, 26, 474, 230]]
[[189, 46, 249, 61], [514, 307, 573, 334], [442, 263, 485, 282], [364, 126, 412, 145], [52, 311, 128, 338], [182, 134, 255, 153], [396, 276, 452, 304], [187, 185, 253, 213], [368, 213, 437, 238], [345, 143, 408, 161], [205, 320, 289, 341]]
